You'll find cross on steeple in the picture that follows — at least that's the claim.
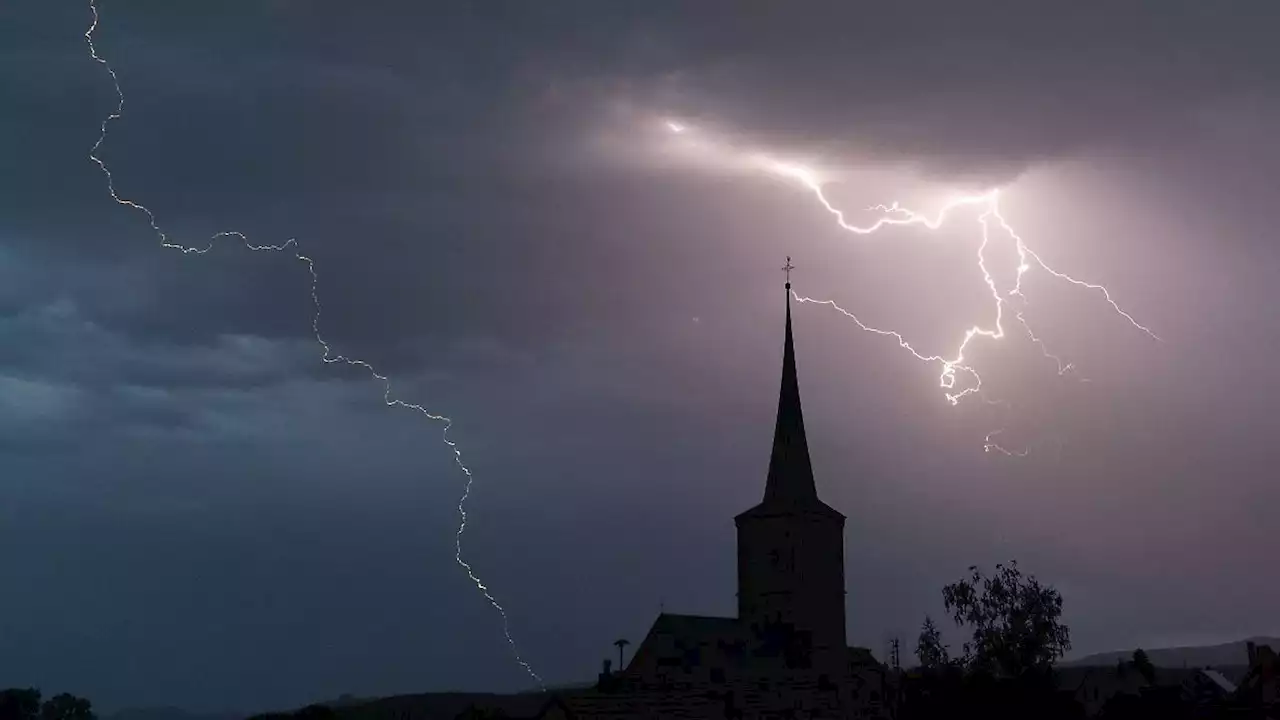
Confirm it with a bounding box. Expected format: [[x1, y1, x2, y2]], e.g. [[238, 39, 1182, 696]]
[[782, 256, 795, 290]]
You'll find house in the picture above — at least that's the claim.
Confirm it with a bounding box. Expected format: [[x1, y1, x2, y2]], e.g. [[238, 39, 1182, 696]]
[[1182, 667, 1239, 708]]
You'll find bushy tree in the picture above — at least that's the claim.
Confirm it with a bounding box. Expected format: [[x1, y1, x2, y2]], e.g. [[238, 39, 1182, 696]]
[[941, 561, 1071, 678], [916, 616, 951, 670], [39, 694, 94, 720], [0, 689, 41, 720], [1, 691, 94, 720], [901, 562, 1081, 720]]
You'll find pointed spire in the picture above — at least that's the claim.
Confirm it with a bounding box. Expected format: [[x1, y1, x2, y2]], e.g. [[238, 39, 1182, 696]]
[[763, 258, 817, 505]]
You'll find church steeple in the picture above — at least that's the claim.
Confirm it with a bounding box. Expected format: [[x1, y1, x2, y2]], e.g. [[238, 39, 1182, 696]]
[[763, 259, 817, 505], [735, 258, 848, 674]]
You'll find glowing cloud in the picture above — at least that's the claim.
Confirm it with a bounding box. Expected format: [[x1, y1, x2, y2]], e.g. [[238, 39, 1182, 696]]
[[661, 118, 1159, 455]]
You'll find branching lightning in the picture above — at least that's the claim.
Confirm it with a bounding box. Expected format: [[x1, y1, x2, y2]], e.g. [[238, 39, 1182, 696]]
[[662, 119, 1159, 455], [84, 1, 541, 685]]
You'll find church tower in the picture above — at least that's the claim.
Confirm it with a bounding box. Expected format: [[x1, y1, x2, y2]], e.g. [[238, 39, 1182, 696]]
[[735, 263, 847, 675]]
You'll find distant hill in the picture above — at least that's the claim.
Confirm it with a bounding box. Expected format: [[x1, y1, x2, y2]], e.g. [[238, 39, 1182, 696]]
[[324, 691, 550, 720], [519, 680, 595, 694], [106, 690, 559, 720], [1062, 636, 1280, 669], [104, 708, 242, 720]]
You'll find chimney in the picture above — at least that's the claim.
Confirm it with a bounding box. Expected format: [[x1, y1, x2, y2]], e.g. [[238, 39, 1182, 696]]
[[1248, 642, 1258, 666], [597, 658, 615, 692]]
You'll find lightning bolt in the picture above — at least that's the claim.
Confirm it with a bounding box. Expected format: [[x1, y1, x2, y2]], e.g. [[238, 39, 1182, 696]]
[[84, 1, 542, 686], [665, 119, 1159, 455]]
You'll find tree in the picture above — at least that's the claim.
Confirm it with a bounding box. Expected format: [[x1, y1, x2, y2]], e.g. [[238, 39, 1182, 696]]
[[1131, 648, 1156, 685], [916, 616, 951, 670], [940, 561, 1071, 678], [39, 694, 94, 720], [613, 638, 631, 671], [0, 689, 41, 720]]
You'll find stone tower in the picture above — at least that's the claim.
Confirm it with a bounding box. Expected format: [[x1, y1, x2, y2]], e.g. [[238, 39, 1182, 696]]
[[735, 278, 847, 676]]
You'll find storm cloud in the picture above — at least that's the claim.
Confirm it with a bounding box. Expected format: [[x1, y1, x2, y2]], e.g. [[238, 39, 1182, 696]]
[[1, 1, 1278, 714]]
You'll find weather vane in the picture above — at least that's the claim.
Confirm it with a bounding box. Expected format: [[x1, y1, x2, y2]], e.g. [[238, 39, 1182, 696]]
[[782, 256, 795, 288]]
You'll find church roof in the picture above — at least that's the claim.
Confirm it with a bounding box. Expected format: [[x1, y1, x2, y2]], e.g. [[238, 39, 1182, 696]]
[[739, 279, 843, 520], [651, 611, 735, 627], [629, 613, 748, 655], [646, 612, 745, 642], [622, 613, 753, 678]]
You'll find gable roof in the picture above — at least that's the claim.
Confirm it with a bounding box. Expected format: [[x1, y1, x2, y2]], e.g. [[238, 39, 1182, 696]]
[[646, 613, 743, 640], [1201, 669, 1238, 695], [623, 613, 751, 677]]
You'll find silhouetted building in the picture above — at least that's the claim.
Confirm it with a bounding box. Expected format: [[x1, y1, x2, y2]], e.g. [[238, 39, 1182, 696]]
[[542, 278, 888, 718], [1060, 665, 1152, 717], [1233, 642, 1279, 712], [326, 278, 887, 720]]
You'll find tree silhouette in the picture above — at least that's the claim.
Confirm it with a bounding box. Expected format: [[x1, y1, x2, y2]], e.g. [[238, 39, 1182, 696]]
[[940, 561, 1071, 678], [902, 564, 1079, 719], [915, 616, 951, 670], [1, 690, 94, 720], [38, 694, 93, 720], [613, 638, 631, 671], [0, 689, 41, 720], [1131, 648, 1156, 685]]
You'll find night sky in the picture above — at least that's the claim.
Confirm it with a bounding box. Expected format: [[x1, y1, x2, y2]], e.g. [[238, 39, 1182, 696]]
[[3, 1, 1279, 714]]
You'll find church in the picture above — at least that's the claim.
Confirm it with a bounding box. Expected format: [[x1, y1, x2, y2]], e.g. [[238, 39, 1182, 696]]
[[534, 273, 890, 719]]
